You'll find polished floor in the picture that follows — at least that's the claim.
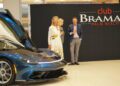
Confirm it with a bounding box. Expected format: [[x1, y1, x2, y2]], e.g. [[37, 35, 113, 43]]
[[14, 60, 120, 86]]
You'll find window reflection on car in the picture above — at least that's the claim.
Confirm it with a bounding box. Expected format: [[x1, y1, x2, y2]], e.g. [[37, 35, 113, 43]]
[[0, 19, 24, 49]]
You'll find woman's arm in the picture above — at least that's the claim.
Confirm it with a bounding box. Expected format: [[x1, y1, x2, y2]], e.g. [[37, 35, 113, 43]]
[[48, 26, 52, 49]]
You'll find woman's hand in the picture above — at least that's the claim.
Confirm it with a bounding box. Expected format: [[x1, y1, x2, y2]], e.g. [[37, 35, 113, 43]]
[[61, 31, 64, 36], [48, 45, 51, 49]]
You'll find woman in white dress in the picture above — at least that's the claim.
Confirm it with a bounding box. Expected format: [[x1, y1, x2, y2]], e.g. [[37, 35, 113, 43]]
[[48, 16, 64, 59]]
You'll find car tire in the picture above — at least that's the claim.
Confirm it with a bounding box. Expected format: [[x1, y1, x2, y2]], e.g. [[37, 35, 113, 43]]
[[0, 58, 16, 85]]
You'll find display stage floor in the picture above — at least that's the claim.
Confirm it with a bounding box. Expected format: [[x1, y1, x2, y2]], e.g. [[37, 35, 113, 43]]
[[14, 60, 120, 86]]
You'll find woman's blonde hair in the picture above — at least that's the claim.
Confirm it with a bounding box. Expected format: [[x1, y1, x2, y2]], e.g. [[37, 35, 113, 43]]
[[51, 16, 59, 25], [58, 18, 64, 22]]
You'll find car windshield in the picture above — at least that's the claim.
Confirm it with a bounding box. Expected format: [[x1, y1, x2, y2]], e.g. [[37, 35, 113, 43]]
[[0, 19, 24, 49]]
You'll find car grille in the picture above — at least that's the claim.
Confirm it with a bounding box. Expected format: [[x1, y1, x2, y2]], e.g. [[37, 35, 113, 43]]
[[29, 68, 67, 80]]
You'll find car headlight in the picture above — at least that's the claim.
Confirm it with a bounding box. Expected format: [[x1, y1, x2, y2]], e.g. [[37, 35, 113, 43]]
[[21, 58, 39, 64], [16, 54, 39, 64], [22, 58, 30, 63]]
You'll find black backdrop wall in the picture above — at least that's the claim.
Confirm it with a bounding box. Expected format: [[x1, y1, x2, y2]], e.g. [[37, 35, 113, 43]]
[[30, 4, 120, 61]]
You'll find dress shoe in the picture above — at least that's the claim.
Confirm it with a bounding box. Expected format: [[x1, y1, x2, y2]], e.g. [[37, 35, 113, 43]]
[[75, 62, 79, 65], [69, 63, 75, 65]]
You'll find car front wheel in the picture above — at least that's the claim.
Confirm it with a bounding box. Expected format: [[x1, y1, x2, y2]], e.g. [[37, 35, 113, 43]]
[[0, 58, 16, 85]]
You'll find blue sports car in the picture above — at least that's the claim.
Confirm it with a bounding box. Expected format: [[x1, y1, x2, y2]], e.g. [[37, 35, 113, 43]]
[[0, 9, 67, 85]]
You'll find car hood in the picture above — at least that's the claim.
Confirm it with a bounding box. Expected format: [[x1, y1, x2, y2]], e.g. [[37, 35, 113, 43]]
[[4, 49, 61, 63]]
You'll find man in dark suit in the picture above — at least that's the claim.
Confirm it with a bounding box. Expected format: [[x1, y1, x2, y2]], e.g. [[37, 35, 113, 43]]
[[68, 17, 82, 65]]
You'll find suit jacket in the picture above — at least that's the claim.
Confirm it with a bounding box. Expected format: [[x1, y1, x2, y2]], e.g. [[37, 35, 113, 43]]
[[68, 24, 83, 40]]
